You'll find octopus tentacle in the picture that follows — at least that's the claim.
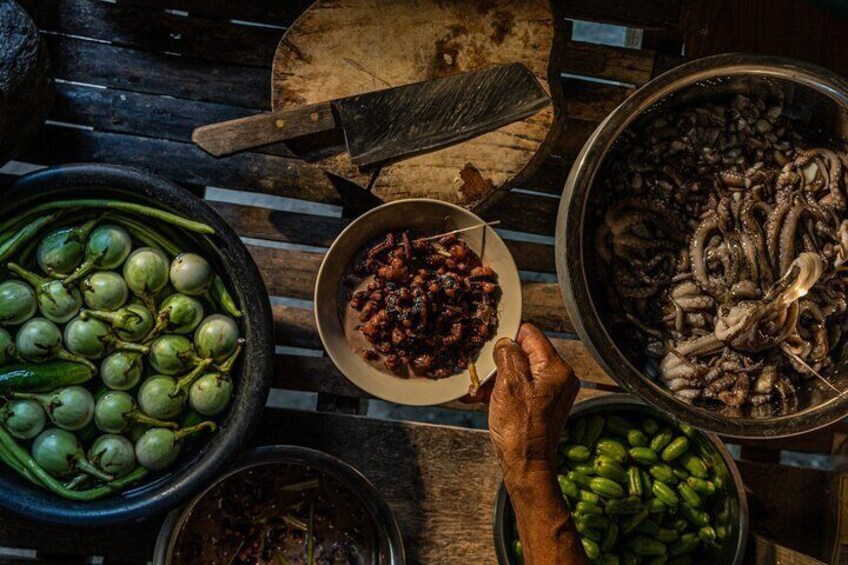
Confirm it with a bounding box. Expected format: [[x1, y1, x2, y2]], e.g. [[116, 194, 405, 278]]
[[690, 215, 721, 296], [766, 201, 791, 272]]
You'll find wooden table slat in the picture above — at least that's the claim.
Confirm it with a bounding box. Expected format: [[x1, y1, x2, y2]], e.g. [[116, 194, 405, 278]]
[[120, 0, 313, 28], [45, 34, 270, 109], [20, 125, 337, 204], [211, 200, 559, 273], [22, 0, 280, 67], [562, 39, 657, 87], [562, 77, 634, 122], [553, 0, 683, 30]]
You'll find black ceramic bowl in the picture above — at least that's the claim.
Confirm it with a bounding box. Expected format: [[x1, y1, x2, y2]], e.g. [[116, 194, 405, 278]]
[[0, 163, 273, 525], [153, 445, 406, 564]]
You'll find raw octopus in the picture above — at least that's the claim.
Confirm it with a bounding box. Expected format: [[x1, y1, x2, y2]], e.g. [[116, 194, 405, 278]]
[[594, 90, 848, 416], [348, 230, 499, 379]]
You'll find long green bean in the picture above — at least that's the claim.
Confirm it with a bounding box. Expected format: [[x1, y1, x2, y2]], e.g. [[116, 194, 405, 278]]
[[211, 275, 243, 318], [0, 200, 214, 235], [112, 214, 179, 256], [0, 426, 147, 500], [115, 214, 243, 317], [0, 435, 43, 488], [0, 213, 61, 265]]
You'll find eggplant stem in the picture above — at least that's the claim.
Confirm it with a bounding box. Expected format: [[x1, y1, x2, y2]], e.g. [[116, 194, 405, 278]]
[[75, 457, 115, 483], [172, 358, 213, 397], [60, 260, 95, 287], [0, 426, 147, 500], [215, 339, 245, 374], [131, 410, 178, 430], [55, 350, 98, 373], [113, 340, 150, 355], [6, 262, 46, 287], [173, 420, 216, 443]]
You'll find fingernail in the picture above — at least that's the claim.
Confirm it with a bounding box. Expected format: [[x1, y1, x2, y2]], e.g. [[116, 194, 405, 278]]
[[495, 337, 515, 349]]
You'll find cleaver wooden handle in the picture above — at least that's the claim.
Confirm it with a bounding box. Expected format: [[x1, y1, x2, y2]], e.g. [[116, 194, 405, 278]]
[[192, 101, 337, 157]]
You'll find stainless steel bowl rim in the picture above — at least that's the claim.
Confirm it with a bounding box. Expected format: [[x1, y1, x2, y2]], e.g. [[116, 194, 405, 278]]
[[492, 393, 749, 564], [153, 445, 406, 565], [555, 53, 848, 438]]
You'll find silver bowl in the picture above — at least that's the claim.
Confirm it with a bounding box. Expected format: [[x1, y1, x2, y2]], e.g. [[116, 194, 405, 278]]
[[493, 394, 748, 564], [555, 53, 848, 438], [153, 445, 405, 564]]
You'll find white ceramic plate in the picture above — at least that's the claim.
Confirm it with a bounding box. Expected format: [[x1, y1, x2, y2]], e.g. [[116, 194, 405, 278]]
[[314, 199, 522, 405]]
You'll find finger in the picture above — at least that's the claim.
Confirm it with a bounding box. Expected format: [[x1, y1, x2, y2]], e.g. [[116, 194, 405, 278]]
[[459, 376, 494, 404], [516, 323, 561, 374], [493, 337, 531, 384]]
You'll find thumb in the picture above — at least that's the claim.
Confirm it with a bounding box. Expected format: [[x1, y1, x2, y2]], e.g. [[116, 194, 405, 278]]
[[493, 337, 531, 384]]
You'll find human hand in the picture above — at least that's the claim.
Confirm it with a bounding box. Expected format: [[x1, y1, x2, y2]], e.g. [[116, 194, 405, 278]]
[[488, 323, 588, 564], [488, 323, 581, 488]]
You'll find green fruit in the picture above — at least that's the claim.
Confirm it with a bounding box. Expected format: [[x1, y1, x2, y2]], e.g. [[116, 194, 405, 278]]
[[589, 477, 625, 499], [563, 444, 591, 462], [661, 437, 690, 462], [583, 415, 606, 447], [630, 447, 659, 465], [650, 429, 674, 452], [628, 429, 649, 447], [629, 536, 667, 556], [605, 415, 632, 436], [669, 533, 699, 556], [652, 481, 680, 507], [679, 453, 709, 479], [596, 438, 628, 463]]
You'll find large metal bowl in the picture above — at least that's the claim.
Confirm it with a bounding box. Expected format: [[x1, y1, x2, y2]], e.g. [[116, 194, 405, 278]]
[[153, 445, 405, 564], [555, 53, 848, 438], [493, 394, 748, 564]]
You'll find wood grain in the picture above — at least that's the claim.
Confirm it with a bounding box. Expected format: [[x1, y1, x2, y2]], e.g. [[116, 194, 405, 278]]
[[553, 0, 683, 30], [738, 460, 829, 560], [20, 125, 337, 203], [751, 534, 826, 565], [209, 200, 558, 272], [120, 0, 313, 28], [45, 34, 269, 109], [682, 0, 848, 79], [21, 0, 281, 67], [271, 0, 560, 208], [192, 101, 336, 157], [258, 410, 503, 564], [561, 40, 656, 87]]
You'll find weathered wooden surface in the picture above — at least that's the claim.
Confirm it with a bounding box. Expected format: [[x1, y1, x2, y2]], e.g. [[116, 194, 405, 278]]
[[0, 410, 503, 563], [271, 0, 561, 208], [682, 0, 848, 78], [2, 0, 842, 561], [740, 461, 830, 559], [750, 534, 827, 565], [0, 410, 832, 563]]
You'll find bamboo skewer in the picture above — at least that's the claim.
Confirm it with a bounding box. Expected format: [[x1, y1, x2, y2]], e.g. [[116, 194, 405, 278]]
[[413, 220, 501, 242]]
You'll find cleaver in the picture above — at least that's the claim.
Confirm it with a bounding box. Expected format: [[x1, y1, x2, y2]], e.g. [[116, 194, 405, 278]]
[[192, 63, 551, 167]]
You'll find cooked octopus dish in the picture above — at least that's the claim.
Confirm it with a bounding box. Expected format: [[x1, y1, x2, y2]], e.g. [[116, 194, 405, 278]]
[[345, 230, 500, 379], [593, 90, 848, 416]]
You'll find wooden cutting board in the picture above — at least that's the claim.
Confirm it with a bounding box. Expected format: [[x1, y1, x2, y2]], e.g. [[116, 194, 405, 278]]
[[270, 0, 563, 209]]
